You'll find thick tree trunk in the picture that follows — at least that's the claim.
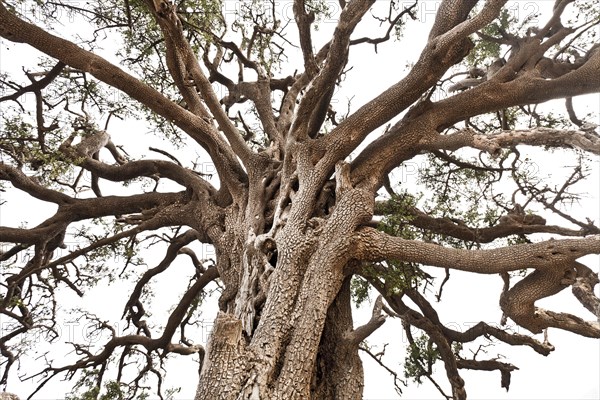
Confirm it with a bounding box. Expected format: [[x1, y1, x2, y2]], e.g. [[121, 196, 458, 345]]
[[195, 180, 373, 399], [195, 276, 364, 400], [312, 277, 364, 400]]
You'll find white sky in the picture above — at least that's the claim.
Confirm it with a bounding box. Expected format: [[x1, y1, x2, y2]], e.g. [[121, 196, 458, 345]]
[[1, 1, 599, 399]]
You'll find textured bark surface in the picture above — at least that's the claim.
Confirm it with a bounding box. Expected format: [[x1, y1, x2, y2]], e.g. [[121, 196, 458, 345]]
[[1, 1, 600, 399]]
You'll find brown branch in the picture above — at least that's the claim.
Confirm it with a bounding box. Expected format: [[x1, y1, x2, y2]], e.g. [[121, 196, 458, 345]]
[[235, 80, 283, 148], [146, 1, 254, 166], [345, 295, 386, 344], [350, 2, 418, 49], [447, 321, 554, 356], [424, 127, 600, 156], [0, 163, 73, 204], [148, 147, 182, 166], [382, 287, 466, 399], [432, 149, 505, 172], [571, 262, 600, 316], [123, 230, 201, 318], [0, 225, 62, 246], [3, 193, 189, 290], [318, 1, 504, 177], [353, 227, 600, 274], [500, 264, 600, 337], [565, 97, 583, 126], [403, 287, 555, 356], [27, 266, 218, 398], [350, 41, 600, 189], [293, 0, 318, 75], [0, 61, 65, 103], [78, 158, 217, 197], [456, 358, 518, 391], [292, 0, 376, 140], [373, 199, 590, 243], [358, 343, 406, 395]]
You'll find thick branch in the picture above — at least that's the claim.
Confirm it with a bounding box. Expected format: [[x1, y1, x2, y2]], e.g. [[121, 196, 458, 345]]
[[0, 163, 73, 204], [293, 0, 375, 140], [350, 34, 600, 188], [0, 191, 185, 246], [423, 127, 600, 155], [456, 358, 518, 391], [376, 285, 466, 400], [79, 157, 216, 196], [353, 227, 600, 274], [293, 0, 317, 75], [406, 288, 555, 355], [315, 1, 506, 180], [571, 262, 600, 316], [433, 46, 600, 129], [148, 2, 254, 165], [345, 295, 386, 344], [500, 265, 600, 337]]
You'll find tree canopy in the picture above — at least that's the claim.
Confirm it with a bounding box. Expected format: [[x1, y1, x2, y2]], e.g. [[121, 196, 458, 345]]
[[0, 0, 599, 399]]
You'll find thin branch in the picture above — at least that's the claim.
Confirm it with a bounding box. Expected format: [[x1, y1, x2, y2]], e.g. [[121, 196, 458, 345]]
[[0, 62, 65, 103]]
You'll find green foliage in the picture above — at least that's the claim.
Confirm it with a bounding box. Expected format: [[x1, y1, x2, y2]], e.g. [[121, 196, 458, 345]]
[[377, 192, 419, 240], [0, 113, 83, 187], [452, 341, 463, 355], [566, 1, 600, 31], [371, 192, 431, 294], [306, 0, 336, 31], [350, 275, 371, 307], [0, 114, 37, 165], [178, 0, 225, 34], [65, 370, 102, 400], [403, 334, 440, 384], [382, 261, 429, 295], [229, 0, 285, 72], [65, 367, 178, 399], [418, 152, 506, 246], [466, 4, 538, 66], [164, 387, 182, 400], [66, 375, 143, 400], [466, 8, 515, 66]]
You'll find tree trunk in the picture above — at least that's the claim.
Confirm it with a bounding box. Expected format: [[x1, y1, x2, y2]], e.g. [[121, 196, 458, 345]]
[[195, 168, 373, 399], [312, 277, 364, 400], [196, 268, 364, 400]]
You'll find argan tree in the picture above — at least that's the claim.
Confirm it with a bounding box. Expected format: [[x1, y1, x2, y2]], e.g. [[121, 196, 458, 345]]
[[1, 0, 599, 399]]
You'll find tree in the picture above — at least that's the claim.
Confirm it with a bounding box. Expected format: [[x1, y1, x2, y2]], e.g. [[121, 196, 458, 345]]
[[1, 0, 599, 398]]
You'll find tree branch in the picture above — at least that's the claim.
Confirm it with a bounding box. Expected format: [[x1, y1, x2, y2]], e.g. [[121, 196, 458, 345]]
[[0, 61, 65, 103], [0, 163, 73, 204], [374, 199, 591, 242], [345, 295, 386, 344], [350, 43, 600, 189], [292, 0, 375, 140], [26, 267, 218, 398], [423, 127, 600, 155], [456, 358, 518, 391], [316, 1, 505, 181], [146, 1, 255, 166], [353, 227, 600, 274]]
